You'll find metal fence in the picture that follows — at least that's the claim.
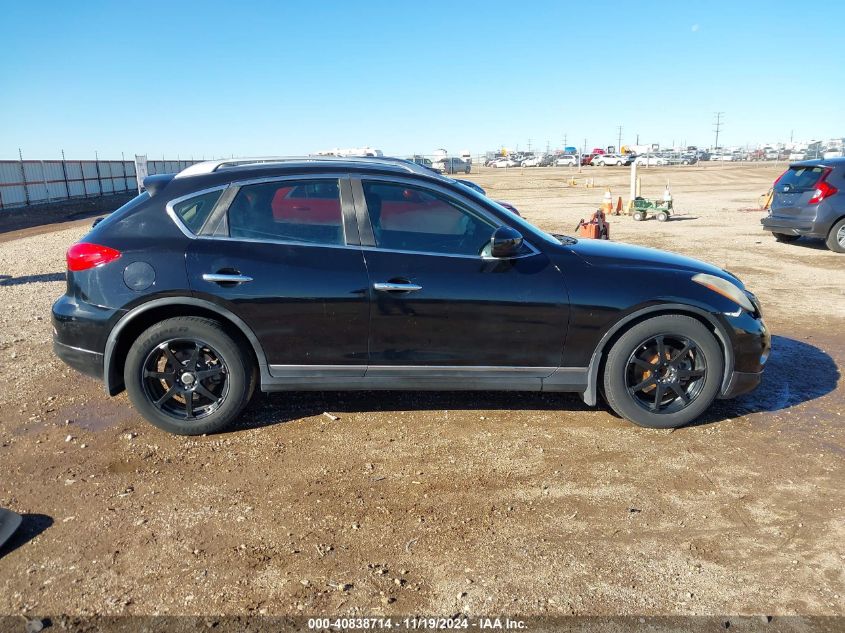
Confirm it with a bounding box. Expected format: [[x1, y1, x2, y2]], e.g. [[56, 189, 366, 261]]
[[0, 157, 199, 210]]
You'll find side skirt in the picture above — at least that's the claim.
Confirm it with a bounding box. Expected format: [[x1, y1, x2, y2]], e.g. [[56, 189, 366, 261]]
[[262, 365, 589, 393]]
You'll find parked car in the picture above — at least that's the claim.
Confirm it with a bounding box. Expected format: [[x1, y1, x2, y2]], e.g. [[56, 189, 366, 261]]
[[432, 156, 471, 174], [761, 158, 845, 252], [490, 157, 518, 168], [634, 155, 667, 166], [53, 156, 769, 435], [709, 153, 733, 162], [788, 150, 807, 161], [580, 153, 597, 166], [521, 155, 544, 167], [680, 153, 698, 165], [555, 155, 578, 167], [591, 154, 626, 167], [764, 149, 779, 160], [539, 154, 557, 167], [406, 156, 433, 169]]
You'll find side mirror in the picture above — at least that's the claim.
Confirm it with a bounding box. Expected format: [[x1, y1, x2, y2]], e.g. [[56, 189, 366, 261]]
[[490, 226, 524, 258]]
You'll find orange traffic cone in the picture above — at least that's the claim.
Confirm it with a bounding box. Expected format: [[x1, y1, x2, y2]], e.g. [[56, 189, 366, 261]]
[[615, 196, 623, 215]]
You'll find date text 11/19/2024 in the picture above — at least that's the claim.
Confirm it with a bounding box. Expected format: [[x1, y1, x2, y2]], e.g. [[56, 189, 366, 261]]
[[307, 616, 527, 630]]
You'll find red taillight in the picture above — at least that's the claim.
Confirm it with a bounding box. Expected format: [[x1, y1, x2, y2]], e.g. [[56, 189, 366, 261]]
[[808, 168, 838, 204], [66, 242, 122, 272]]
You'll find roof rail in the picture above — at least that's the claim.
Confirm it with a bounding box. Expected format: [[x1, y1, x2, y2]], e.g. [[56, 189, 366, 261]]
[[174, 155, 432, 179]]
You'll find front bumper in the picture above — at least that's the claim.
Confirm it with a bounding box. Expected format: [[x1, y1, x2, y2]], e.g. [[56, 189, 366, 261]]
[[720, 370, 762, 399], [718, 310, 770, 399]]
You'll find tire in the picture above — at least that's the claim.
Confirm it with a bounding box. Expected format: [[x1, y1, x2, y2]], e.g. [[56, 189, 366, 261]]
[[825, 218, 845, 253], [773, 232, 800, 243], [124, 316, 254, 435], [465, 166, 471, 174], [602, 315, 724, 429], [656, 211, 669, 222], [632, 211, 645, 221]]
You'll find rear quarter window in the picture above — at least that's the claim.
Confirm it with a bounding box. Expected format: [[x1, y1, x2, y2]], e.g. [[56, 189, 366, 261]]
[[171, 189, 223, 234]]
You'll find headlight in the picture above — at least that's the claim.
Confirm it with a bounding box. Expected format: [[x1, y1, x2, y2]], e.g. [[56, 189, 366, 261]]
[[691, 273, 755, 313]]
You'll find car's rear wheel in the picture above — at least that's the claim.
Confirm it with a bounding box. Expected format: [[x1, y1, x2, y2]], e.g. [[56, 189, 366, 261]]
[[124, 317, 254, 435], [774, 232, 800, 243], [825, 218, 845, 253], [603, 315, 724, 429]]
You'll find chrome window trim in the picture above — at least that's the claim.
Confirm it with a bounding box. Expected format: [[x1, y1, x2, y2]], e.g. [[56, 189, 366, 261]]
[[165, 185, 230, 240], [194, 234, 365, 252]]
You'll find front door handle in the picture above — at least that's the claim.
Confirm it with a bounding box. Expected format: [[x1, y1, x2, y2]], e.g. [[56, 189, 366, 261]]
[[203, 273, 253, 284], [373, 281, 423, 292]]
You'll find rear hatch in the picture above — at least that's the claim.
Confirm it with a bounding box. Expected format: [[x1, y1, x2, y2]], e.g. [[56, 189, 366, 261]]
[[771, 164, 828, 218]]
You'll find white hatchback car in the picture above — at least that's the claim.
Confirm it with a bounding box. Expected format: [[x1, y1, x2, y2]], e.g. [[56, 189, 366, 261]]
[[554, 155, 578, 167]]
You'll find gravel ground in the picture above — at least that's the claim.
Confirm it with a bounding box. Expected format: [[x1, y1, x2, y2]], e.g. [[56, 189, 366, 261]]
[[0, 163, 842, 625]]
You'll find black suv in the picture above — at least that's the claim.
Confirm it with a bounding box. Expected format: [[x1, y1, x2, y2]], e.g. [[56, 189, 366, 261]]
[[762, 158, 845, 252], [52, 157, 769, 435]]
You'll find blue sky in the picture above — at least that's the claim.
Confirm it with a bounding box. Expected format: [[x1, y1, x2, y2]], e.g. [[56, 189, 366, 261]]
[[1, 0, 843, 159]]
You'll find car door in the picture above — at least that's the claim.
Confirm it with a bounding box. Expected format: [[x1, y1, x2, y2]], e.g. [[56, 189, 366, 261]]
[[351, 176, 569, 382], [184, 176, 370, 377]]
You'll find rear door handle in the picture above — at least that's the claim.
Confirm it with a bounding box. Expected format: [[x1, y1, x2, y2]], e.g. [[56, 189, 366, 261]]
[[373, 282, 422, 292], [203, 273, 253, 284]]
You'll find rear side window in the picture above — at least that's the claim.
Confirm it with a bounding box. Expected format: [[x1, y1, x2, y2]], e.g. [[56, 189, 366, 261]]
[[779, 166, 825, 192], [172, 190, 222, 234], [228, 179, 343, 245]]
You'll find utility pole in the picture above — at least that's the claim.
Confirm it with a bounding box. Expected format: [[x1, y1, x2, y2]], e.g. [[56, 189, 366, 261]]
[[617, 125, 622, 152], [528, 138, 532, 152], [563, 133, 568, 149], [545, 140, 550, 154], [713, 112, 724, 150], [636, 133, 640, 145]]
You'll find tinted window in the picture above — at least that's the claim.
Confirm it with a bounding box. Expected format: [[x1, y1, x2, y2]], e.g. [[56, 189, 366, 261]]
[[363, 182, 494, 256], [172, 189, 222, 234], [228, 180, 343, 245], [779, 166, 824, 192]]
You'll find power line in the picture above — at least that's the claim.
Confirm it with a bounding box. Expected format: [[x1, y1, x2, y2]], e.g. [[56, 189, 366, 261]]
[[713, 112, 724, 149]]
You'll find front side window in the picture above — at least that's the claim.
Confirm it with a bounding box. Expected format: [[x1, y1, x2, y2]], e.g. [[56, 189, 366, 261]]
[[172, 189, 222, 234], [228, 179, 343, 245], [362, 182, 495, 256]]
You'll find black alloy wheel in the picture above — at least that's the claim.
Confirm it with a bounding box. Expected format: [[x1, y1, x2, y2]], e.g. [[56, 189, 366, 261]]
[[603, 315, 724, 428], [124, 317, 255, 435], [141, 338, 229, 420], [624, 334, 706, 414]]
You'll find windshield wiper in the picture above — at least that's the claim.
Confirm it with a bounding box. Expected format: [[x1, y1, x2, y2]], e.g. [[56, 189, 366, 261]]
[[552, 233, 578, 245]]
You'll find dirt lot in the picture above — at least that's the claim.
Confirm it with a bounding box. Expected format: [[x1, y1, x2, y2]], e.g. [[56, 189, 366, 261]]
[[0, 163, 843, 625]]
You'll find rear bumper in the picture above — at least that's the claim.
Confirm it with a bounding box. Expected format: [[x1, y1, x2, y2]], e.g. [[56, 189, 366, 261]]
[[53, 339, 103, 381], [761, 216, 824, 238]]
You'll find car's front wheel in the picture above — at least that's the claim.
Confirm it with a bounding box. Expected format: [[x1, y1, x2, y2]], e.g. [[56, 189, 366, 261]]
[[124, 317, 255, 435], [603, 315, 724, 429], [825, 218, 845, 253]]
